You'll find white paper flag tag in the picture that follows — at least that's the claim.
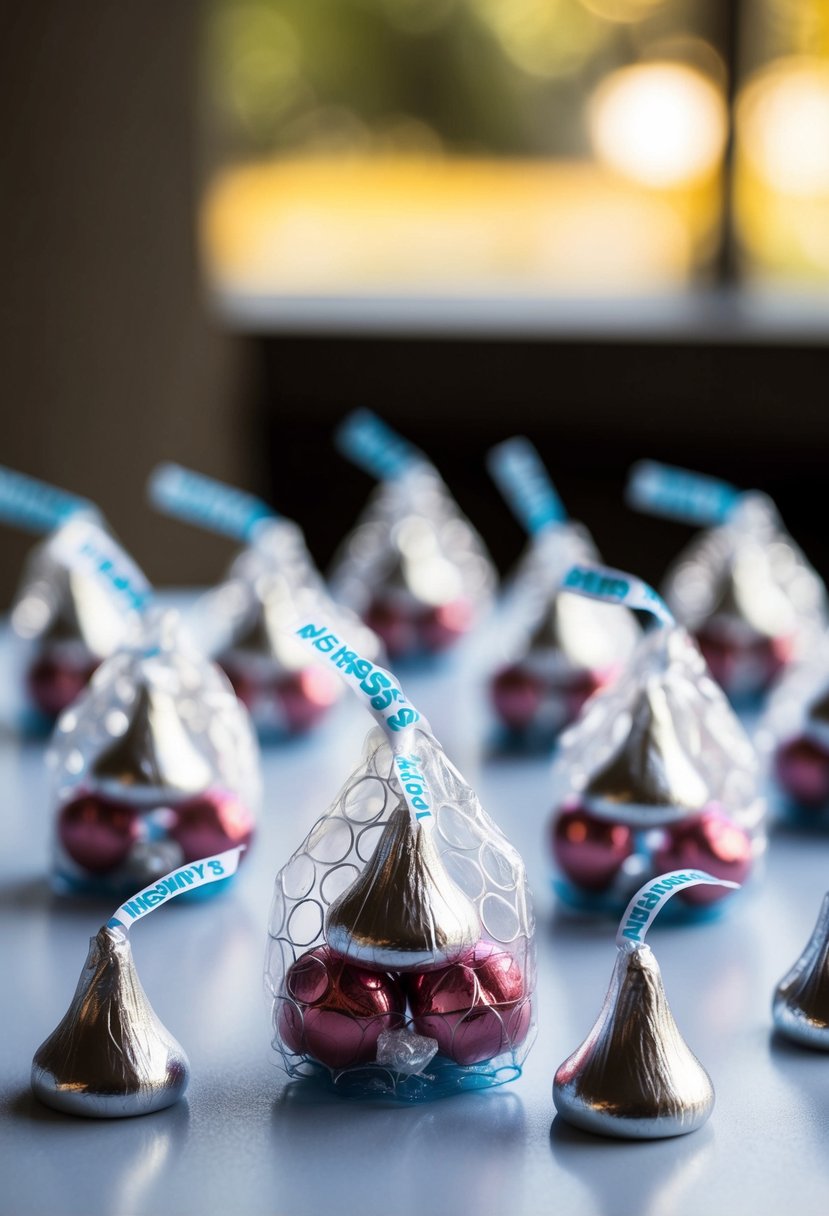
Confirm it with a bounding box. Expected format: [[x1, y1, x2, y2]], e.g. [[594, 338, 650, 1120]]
[[107, 846, 245, 932], [563, 562, 674, 628], [616, 869, 740, 946], [292, 617, 434, 823]]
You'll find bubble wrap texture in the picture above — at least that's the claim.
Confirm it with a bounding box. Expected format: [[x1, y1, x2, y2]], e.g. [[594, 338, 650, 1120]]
[[266, 727, 536, 1100]]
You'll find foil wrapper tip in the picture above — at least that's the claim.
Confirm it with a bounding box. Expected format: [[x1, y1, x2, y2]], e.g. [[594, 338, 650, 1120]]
[[324, 801, 481, 972]]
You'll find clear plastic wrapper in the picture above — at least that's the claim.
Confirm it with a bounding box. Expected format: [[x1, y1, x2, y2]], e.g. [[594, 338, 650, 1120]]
[[549, 565, 765, 919], [0, 467, 141, 728], [12, 527, 139, 725], [330, 412, 496, 661], [490, 525, 639, 742], [49, 612, 261, 897], [628, 463, 827, 702], [757, 634, 829, 826], [266, 623, 535, 1101], [149, 464, 379, 738], [485, 441, 639, 743], [198, 521, 378, 737]]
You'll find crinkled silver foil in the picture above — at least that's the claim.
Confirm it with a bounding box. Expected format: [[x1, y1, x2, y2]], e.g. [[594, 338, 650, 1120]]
[[662, 492, 826, 651], [49, 613, 261, 889], [757, 632, 829, 762], [89, 680, 214, 800], [553, 626, 763, 832], [553, 941, 714, 1139], [31, 926, 189, 1117], [773, 892, 829, 1049], [328, 466, 496, 618], [325, 800, 481, 971], [11, 530, 135, 659], [189, 519, 380, 674]]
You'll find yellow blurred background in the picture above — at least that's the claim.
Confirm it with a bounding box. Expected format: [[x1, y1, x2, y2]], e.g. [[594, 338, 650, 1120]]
[[201, 0, 829, 297]]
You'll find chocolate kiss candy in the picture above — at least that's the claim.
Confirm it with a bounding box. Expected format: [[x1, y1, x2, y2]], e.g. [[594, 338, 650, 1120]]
[[773, 893, 829, 1049], [325, 802, 481, 971], [91, 681, 213, 803], [13, 550, 127, 663], [584, 680, 710, 826], [553, 941, 714, 1139], [527, 589, 637, 675], [31, 926, 189, 1117], [663, 498, 826, 697], [408, 940, 531, 1066]]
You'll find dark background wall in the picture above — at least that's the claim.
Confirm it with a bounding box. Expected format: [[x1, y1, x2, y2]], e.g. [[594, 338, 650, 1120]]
[[260, 335, 829, 587], [0, 1, 256, 603]]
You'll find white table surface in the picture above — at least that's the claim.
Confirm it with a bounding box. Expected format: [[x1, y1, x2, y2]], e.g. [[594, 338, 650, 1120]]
[[1, 628, 829, 1216]]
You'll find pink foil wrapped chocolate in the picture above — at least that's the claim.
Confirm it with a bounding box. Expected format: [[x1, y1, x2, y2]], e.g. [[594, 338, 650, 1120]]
[[758, 635, 829, 825], [0, 467, 142, 725]]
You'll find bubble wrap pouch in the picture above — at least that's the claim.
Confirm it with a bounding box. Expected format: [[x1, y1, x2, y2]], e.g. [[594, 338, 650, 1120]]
[[267, 727, 536, 1101], [329, 466, 497, 661], [758, 634, 829, 825], [550, 624, 765, 918], [489, 524, 639, 742], [661, 493, 826, 702], [49, 614, 261, 897]]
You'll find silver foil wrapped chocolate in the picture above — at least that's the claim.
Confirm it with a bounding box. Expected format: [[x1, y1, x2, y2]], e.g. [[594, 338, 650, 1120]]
[[31, 926, 189, 1117], [11, 525, 142, 722], [550, 624, 764, 912], [554, 939, 714, 1138], [325, 800, 481, 971], [49, 613, 261, 895], [660, 493, 826, 701], [329, 464, 496, 661], [490, 524, 639, 740], [772, 892, 829, 1048]]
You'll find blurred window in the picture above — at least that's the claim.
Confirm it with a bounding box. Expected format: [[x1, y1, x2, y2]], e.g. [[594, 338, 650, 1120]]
[[200, 0, 829, 307]]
